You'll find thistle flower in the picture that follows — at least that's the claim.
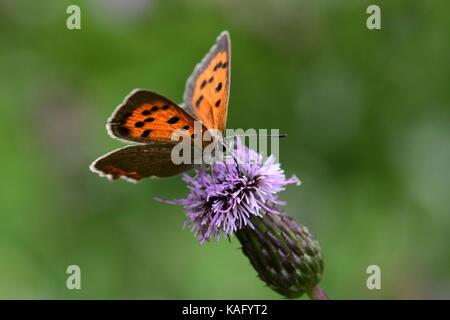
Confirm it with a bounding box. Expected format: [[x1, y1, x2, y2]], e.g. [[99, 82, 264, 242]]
[[157, 138, 327, 299], [157, 138, 299, 243]]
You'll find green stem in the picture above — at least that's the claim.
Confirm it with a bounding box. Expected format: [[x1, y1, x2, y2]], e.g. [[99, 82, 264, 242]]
[[307, 285, 329, 300]]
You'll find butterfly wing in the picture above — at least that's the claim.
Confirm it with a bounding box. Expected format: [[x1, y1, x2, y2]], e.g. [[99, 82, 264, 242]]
[[90, 144, 195, 182], [183, 31, 231, 133], [92, 31, 232, 183], [108, 89, 200, 144], [93, 89, 207, 182]]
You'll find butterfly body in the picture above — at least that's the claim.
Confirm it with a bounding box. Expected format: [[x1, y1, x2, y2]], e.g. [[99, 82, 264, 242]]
[[90, 31, 231, 182]]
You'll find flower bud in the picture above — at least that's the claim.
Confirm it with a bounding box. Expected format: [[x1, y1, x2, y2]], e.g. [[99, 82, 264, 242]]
[[236, 211, 324, 299]]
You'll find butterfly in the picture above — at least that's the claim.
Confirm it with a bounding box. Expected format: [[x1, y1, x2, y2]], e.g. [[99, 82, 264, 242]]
[[90, 31, 231, 183]]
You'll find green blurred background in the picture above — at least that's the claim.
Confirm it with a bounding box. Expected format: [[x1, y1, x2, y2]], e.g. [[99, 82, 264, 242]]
[[0, 0, 449, 299]]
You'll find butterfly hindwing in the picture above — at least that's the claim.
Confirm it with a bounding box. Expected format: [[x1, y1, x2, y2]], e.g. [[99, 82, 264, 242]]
[[90, 144, 195, 182], [108, 89, 198, 144], [183, 31, 231, 133]]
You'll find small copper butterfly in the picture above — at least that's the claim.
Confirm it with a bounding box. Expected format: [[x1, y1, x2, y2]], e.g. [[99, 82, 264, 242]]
[[90, 31, 231, 182]]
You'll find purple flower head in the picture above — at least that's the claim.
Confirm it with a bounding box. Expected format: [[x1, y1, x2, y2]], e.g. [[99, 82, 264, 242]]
[[157, 138, 300, 243]]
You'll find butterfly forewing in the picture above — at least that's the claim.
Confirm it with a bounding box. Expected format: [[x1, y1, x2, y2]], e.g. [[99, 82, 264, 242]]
[[183, 31, 231, 133], [108, 89, 199, 144]]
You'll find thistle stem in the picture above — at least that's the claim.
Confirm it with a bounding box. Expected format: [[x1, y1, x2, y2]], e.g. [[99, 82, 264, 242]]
[[307, 285, 330, 300]]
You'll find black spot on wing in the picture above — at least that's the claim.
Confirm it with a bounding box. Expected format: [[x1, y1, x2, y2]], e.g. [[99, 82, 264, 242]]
[[140, 129, 152, 138], [196, 95, 204, 108], [167, 117, 179, 124], [214, 61, 222, 71]]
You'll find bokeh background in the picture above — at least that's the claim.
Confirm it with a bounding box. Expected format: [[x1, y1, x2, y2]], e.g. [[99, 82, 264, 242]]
[[0, 0, 449, 299]]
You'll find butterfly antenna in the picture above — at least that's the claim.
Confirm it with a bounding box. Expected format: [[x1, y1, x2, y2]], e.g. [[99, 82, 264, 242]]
[[226, 133, 288, 139]]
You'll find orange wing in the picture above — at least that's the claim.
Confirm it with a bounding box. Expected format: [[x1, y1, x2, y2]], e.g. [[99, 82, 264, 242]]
[[183, 31, 231, 133], [108, 89, 203, 144]]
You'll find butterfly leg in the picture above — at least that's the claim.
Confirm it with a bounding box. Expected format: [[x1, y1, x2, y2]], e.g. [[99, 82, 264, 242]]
[[190, 162, 208, 181], [222, 136, 248, 177], [209, 163, 218, 193], [190, 169, 200, 181]]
